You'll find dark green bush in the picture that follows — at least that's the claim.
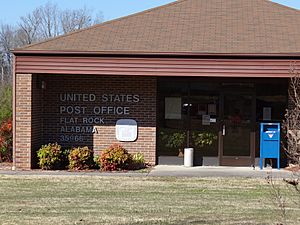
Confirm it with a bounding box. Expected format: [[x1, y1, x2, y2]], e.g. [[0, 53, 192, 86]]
[[0, 85, 12, 123], [99, 144, 132, 171], [37, 143, 67, 170], [68, 146, 94, 170], [93, 155, 101, 169]]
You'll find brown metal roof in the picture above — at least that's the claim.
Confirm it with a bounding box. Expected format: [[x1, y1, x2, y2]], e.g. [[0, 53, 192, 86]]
[[14, 0, 300, 55]]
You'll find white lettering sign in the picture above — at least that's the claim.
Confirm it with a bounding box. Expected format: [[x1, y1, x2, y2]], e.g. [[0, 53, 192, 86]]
[[58, 93, 140, 142]]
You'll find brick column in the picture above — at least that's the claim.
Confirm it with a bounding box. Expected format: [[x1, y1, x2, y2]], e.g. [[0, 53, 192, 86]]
[[14, 73, 32, 170]]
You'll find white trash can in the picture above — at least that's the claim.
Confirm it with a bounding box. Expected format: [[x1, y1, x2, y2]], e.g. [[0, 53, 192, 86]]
[[184, 148, 194, 167]]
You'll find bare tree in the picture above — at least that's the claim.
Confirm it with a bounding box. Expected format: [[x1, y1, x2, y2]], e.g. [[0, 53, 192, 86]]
[[18, 2, 103, 43], [0, 24, 18, 83], [39, 2, 60, 38], [0, 54, 4, 83], [61, 7, 95, 34], [266, 175, 287, 225], [282, 65, 300, 166], [18, 2, 61, 44], [0, 25, 15, 53], [19, 8, 42, 45], [0, 2, 103, 85], [266, 65, 300, 225]]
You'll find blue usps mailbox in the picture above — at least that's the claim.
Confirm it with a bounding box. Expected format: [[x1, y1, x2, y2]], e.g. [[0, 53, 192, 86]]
[[260, 123, 280, 169]]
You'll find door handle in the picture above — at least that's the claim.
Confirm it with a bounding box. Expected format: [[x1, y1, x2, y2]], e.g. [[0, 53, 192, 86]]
[[222, 125, 226, 136]]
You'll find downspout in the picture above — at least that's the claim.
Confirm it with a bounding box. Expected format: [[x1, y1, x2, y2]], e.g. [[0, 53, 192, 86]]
[[12, 55, 16, 171]]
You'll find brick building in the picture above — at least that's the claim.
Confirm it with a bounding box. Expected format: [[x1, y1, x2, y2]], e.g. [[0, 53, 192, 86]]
[[13, 0, 300, 169]]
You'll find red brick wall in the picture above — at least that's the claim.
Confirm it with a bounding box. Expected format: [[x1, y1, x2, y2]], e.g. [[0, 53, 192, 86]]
[[15, 74, 43, 169], [44, 75, 157, 163], [15, 74, 157, 168], [15, 74, 32, 169]]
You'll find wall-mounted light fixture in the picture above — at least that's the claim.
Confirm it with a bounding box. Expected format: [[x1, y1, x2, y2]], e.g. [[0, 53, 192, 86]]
[[41, 80, 46, 90]]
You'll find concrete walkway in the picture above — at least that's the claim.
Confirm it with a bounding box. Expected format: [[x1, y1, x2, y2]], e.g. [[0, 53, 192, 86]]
[[148, 165, 294, 178], [0, 165, 295, 178]]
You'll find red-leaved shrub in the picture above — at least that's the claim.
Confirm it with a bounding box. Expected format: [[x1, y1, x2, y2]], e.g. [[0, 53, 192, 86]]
[[0, 118, 13, 162], [99, 144, 131, 171]]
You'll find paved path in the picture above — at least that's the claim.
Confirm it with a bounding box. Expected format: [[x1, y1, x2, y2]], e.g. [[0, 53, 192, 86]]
[[0, 165, 296, 178], [148, 165, 294, 178]]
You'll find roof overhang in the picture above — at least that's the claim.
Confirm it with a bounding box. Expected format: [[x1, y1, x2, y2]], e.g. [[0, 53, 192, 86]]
[[12, 49, 300, 58]]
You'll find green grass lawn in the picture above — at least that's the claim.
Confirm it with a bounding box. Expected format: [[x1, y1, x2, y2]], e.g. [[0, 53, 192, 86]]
[[0, 175, 299, 225]]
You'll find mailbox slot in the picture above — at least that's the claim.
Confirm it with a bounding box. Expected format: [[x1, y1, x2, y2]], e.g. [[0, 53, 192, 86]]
[[263, 125, 277, 132], [262, 125, 279, 140]]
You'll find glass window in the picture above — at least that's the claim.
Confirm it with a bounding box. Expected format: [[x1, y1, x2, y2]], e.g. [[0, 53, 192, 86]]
[[255, 79, 288, 157], [157, 79, 219, 158]]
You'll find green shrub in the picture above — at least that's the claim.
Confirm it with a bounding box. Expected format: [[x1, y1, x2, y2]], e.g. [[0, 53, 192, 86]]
[[37, 143, 67, 170], [192, 132, 217, 148], [93, 155, 101, 169], [99, 144, 131, 171], [160, 131, 186, 149], [131, 152, 146, 170], [68, 146, 94, 170], [0, 85, 12, 123], [0, 118, 12, 162]]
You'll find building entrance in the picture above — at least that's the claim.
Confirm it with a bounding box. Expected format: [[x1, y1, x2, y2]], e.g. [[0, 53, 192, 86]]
[[219, 90, 255, 166], [157, 78, 287, 166]]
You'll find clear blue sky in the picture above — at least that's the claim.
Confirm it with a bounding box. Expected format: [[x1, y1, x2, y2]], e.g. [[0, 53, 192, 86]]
[[0, 0, 299, 25]]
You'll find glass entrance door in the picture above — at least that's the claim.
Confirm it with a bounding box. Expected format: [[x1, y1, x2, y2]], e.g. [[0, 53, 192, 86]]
[[220, 93, 255, 166]]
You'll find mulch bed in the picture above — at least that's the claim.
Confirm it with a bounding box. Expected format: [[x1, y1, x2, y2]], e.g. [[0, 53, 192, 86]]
[[0, 162, 12, 170], [285, 164, 300, 173]]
